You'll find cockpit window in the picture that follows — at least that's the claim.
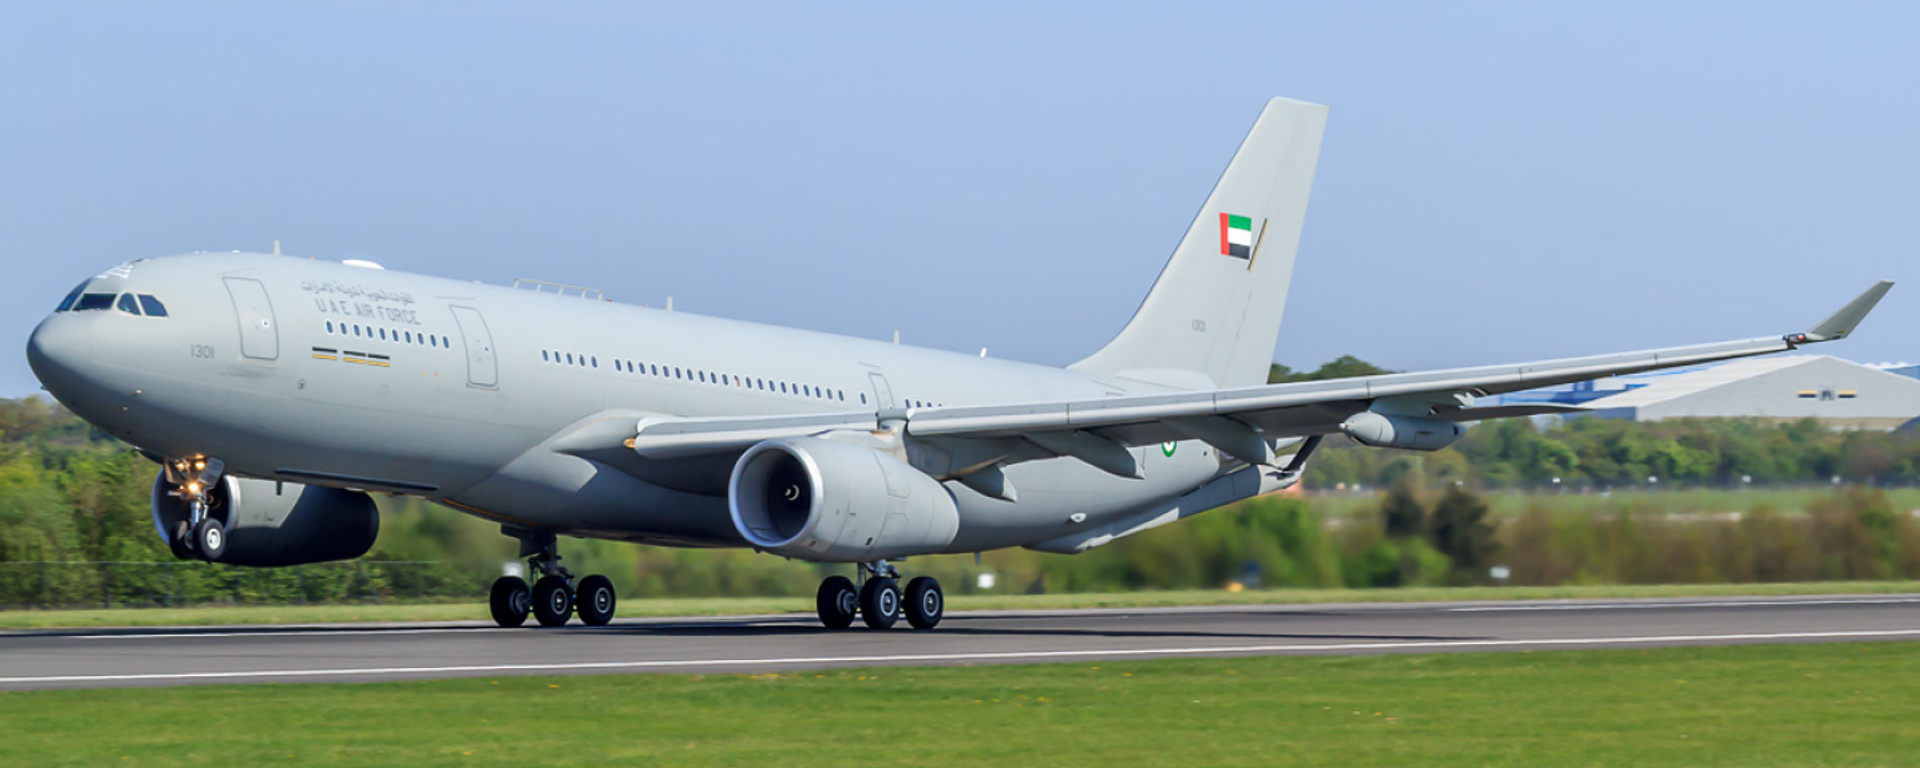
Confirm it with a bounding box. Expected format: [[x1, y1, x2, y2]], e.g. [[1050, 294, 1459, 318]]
[[56, 284, 85, 312], [116, 293, 142, 315], [138, 295, 168, 317], [72, 293, 116, 312]]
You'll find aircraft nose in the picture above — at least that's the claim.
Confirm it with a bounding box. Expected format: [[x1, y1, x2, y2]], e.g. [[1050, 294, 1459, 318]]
[[25, 316, 94, 395]]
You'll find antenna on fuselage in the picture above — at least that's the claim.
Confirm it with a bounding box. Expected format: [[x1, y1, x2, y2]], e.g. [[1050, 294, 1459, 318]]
[[666, 296, 674, 312], [272, 240, 280, 255], [892, 330, 900, 344]]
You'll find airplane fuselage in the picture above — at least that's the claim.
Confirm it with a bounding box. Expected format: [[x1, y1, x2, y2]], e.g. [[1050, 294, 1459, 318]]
[[28, 253, 1228, 553]]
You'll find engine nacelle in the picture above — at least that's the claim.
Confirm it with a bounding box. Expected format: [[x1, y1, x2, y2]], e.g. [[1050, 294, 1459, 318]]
[[1339, 411, 1464, 451], [152, 473, 380, 567], [729, 437, 960, 562]]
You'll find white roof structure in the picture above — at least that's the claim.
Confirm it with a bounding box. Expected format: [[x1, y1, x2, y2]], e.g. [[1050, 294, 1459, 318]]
[[1578, 355, 1920, 429]]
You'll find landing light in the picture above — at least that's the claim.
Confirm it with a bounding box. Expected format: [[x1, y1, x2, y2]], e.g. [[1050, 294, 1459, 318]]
[[185, 482, 200, 494]]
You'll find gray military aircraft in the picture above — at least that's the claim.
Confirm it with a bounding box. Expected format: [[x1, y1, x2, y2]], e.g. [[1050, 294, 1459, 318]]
[[25, 97, 1892, 631]]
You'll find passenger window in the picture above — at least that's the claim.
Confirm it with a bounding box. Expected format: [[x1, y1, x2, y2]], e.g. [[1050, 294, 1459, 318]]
[[542, 350, 550, 362], [326, 321, 335, 334], [566, 353, 574, 365], [55, 284, 85, 312], [860, 393, 868, 405], [591, 357, 598, 368], [116, 294, 142, 315], [353, 325, 362, 337], [378, 328, 386, 341], [442, 336, 451, 347], [73, 293, 116, 311]]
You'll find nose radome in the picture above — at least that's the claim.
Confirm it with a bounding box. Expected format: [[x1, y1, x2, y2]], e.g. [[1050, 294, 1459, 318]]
[[25, 316, 93, 396]]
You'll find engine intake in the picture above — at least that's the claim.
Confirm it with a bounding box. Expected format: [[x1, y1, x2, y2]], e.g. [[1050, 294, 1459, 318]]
[[1339, 411, 1464, 452], [152, 473, 380, 567], [729, 437, 959, 562]]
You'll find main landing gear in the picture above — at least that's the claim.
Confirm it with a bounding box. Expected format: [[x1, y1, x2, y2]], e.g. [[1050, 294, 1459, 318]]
[[815, 561, 944, 631], [488, 528, 618, 629]]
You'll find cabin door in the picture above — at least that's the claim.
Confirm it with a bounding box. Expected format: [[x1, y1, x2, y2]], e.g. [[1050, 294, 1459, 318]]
[[223, 278, 279, 361]]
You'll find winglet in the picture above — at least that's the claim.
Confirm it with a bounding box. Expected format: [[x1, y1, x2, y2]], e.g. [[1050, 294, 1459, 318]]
[[1786, 280, 1894, 345]]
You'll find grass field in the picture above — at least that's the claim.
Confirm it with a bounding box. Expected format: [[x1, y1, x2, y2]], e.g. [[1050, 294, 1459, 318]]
[[3, 581, 1919, 629], [1305, 487, 1920, 518], [2, 641, 1916, 767]]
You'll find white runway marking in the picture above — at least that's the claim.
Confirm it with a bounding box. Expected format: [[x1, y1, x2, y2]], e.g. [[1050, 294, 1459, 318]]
[[1446, 597, 1920, 612], [70, 621, 752, 641], [74, 627, 485, 640], [8, 628, 1920, 686]]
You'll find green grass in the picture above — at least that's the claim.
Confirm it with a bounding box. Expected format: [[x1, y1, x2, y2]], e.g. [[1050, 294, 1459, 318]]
[[3, 642, 1917, 766], [5, 581, 1920, 629], [1306, 487, 1920, 518]]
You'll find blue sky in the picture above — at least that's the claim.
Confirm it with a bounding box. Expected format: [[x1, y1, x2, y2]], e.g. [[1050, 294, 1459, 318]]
[[4, 1, 1916, 396]]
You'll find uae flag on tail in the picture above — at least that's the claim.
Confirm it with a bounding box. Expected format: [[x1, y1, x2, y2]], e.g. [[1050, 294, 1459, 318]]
[[1219, 213, 1253, 259]]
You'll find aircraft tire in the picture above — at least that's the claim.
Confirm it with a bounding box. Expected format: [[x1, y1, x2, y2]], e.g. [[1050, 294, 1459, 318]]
[[575, 574, 616, 626], [193, 518, 226, 562], [532, 575, 574, 627], [490, 576, 531, 628], [816, 576, 858, 629], [860, 577, 900, 630], [905, 576, 944, 630]]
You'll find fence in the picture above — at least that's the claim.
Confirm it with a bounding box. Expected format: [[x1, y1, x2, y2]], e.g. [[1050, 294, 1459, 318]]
[[0, 561, 478, 610]]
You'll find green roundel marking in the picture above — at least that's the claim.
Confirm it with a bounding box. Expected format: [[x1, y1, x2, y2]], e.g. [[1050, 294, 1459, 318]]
[[1161, 441, 1178, 457]]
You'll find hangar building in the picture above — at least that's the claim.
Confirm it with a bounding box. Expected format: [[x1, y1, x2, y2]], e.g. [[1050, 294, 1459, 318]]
[[1504, 356, 1920, 430]]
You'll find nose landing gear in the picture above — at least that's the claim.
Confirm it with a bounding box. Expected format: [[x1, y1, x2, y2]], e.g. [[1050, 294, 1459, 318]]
[[164, 457, 227, 563], [487, 527, 620, 629], [815, 561, 943, 631]]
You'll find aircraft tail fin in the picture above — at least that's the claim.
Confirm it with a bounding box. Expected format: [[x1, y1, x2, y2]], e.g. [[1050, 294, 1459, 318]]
[[1070, 98, 1327, 389]]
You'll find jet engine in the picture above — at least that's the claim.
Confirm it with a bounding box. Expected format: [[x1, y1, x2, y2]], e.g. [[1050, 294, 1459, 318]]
[[151, 473, 380, 567], [728, 437, 960, 562], [1339, 411, 1464, 452]]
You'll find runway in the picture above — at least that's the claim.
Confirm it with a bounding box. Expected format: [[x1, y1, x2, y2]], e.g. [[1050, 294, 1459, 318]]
[[4, 594, 1919, 690]]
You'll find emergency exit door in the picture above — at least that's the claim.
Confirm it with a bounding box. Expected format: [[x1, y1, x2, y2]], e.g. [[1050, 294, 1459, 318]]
[[449, 306, 498, 389]]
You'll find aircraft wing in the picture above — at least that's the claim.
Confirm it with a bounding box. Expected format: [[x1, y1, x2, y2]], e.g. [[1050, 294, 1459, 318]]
[[581, 280, 1891, 483]]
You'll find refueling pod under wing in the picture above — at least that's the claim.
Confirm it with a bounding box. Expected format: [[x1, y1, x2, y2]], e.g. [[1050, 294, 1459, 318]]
[[1339, 411, 1465, 452]]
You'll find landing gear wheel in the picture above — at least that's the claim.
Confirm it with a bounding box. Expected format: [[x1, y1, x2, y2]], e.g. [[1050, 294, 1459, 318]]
[[860, 577, 901, 630], [490, 576, 531, 628], [193, 518, 226, 562], [532, 575, 574, 627], [905, 576, 944, 630], [168, 520, 195, 560], [816, 576, 858, 629], [575, 575, 616, 626]]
